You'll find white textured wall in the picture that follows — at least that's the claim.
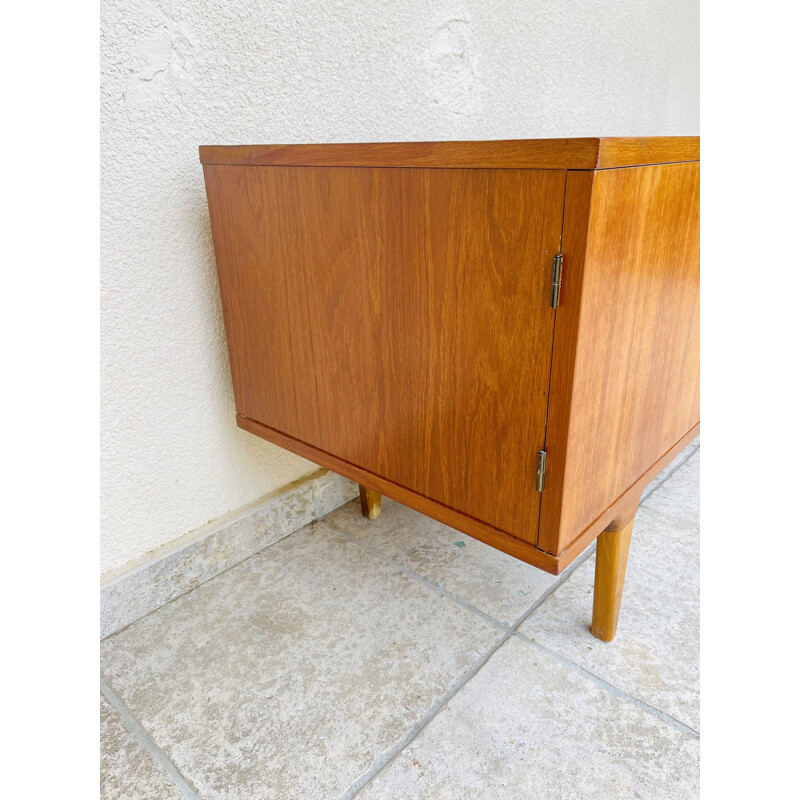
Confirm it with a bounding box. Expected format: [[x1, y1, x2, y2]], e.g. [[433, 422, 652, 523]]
[[100, 0, 699, 579]]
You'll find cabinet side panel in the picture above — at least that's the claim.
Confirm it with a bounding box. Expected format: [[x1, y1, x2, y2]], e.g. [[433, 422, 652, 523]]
[[542, 162, 700, 554], [203, 165, 565, 541]]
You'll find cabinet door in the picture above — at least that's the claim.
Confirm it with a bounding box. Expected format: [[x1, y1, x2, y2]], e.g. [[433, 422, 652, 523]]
[[204, 165, 564, 541]]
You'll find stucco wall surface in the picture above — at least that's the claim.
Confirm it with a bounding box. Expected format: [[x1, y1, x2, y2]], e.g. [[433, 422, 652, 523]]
[[100, 0, 699, 579]]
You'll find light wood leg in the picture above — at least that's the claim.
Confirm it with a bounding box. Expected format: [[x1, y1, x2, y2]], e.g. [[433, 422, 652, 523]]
[[591, 518, 634, 642], [359, 484, 382, 520]]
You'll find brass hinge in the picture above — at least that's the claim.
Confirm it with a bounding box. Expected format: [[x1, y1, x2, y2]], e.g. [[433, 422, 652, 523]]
[[550, 254, 563, 308], [536, 450, 547, 492]]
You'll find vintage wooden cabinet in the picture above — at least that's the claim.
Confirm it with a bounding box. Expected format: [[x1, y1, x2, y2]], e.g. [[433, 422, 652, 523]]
[[200, 137, 699, 642]]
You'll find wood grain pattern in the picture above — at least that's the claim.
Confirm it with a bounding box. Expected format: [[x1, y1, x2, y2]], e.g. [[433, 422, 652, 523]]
[[591, 518, 635, 642], [204, 164, 565, 542], [200, 139, 598, 169], [539, 162, 700, 555], [201, 139, 701, 609], [596, 137, 699, 169], [359, 485, 382, 520], [237, 413, 562, 573], [199, 138, 698, 170], [550, 424, 698, 572], [237, 412, 696, 575]]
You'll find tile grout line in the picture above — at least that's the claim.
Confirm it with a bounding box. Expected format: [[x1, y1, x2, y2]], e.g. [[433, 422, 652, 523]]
[[510, 543, 597, 627], [503, 465, 702, 741], [103, 532, 297, 642], [330, 488, 699, 797], [325, 439, 697, 634], [510, 542, 699, 741], [104, 439, 695, 641], [336, 630, 514, 800], [503, 447, 701, 740], [320, 519, 509, 633], [101, 510, 583, 800], [101, 679, 203, 800], [102, 442, 696, 639], [640, 443, 699, 504], [101, 447, 699, 797], [512, 634, 700, 740], [324, 513, 595, 638], [103, 495, 346, 642], [335, 536, 598, 800], [103, 541, 285, 642]]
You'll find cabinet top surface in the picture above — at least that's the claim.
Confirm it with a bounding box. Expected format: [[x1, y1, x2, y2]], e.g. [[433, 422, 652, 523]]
[[199, 137, 699, 171]]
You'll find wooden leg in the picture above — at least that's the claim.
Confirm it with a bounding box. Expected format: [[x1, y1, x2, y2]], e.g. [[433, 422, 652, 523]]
[[359, 484, 382, 520], [591, 517, 634, 642]]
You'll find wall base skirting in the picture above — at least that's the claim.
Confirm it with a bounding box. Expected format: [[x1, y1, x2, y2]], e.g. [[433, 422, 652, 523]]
[[100, 471, 358, 639]]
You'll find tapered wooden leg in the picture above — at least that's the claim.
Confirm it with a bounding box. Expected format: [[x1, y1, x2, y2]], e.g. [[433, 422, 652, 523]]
[[359, 484, 382, 520], [591, 518, 634, 642]]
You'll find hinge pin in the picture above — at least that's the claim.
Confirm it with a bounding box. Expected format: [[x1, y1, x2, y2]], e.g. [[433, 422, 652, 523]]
[[550, 254, 563, 308], [536, 450, 547, 492]]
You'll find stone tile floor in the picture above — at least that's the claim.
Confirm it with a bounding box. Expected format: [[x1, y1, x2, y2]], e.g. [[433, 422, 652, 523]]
[[101, 441, 700, 799]]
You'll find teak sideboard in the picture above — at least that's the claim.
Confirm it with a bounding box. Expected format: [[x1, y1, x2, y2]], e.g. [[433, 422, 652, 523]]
[[200, 137, 699, 642]]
